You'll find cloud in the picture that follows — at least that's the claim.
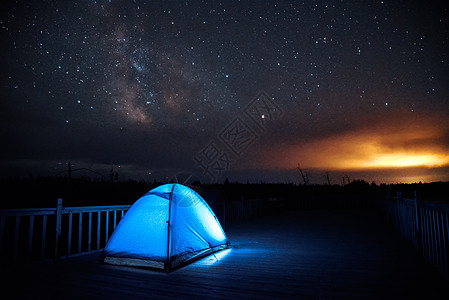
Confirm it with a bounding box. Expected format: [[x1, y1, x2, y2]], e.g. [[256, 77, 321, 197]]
[[270, 113, 449, 171]]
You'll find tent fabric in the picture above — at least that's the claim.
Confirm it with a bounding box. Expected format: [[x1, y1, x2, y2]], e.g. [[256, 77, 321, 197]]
[[103, 183, 229, 270]]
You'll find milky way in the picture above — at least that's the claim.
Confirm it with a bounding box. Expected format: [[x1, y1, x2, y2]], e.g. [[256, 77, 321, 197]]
[[0, 1, 448, 183]]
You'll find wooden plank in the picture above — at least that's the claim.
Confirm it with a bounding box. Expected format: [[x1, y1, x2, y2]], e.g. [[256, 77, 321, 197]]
[[88, 212, 92, 252], [426, 208, 433, 263], [13, 216, 20, 261], [414, 191, 420, 231], [105, 211, 109, 244], [432, 210, 438, 266], [440, 211, 447, 277], [97, 211, 101, 250], [420, 208, 426, 257], [78, 213, 83, 253], [435, 211, 442, 273], [441, 212, 449, 278], [63, 205, 131, 214], [41, 215, 47, 260], [429, 208, 434, 264], [410, 205, 415, 243], [54, 198, 62, 261], [410, 205, 415, 242], [27, 215, 34, 261], [68, 212, 72, 256], [419, 201, 449, 213], [424, 208, 430, 259], [0, 216, 4, 258], [403, 203, 410, 240], [0, 208, 56, 217]]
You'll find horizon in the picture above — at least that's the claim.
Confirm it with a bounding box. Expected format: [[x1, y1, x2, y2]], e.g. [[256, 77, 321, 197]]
[[1, 160, 448, 186]]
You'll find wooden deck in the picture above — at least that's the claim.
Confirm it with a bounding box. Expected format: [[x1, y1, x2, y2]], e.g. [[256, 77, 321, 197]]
[[4, 209, 449, 299]]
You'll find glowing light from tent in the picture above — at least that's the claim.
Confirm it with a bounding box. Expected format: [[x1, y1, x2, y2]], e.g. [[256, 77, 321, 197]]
[[196, 248, 232, 266], [201, 206, 227, 242]]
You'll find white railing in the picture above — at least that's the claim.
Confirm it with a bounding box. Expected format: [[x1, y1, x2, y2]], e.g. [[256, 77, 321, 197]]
[[0, 199, 130, 264], [378, 192, 449, 279]]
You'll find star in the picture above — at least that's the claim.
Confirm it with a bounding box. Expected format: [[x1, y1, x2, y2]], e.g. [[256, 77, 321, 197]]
[[0, 0, 446, 184]]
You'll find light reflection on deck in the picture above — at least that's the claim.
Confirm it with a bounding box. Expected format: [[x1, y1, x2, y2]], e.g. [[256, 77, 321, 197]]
[[195, 248, 232, 266]]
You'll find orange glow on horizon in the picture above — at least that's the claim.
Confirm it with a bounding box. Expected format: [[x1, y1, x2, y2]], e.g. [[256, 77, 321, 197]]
[[273, 118, 449, 172], [357, 153, 448, 169]]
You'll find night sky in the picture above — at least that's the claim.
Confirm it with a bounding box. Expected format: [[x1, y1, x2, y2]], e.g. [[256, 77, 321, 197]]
[[1, 1, 448, 184]]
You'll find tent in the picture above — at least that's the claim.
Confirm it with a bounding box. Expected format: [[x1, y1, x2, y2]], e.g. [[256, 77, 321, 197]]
[[103, 183, 230, 270]]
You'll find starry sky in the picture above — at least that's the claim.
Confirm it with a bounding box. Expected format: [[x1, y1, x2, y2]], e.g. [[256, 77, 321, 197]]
[[1, 0, 448, 184]]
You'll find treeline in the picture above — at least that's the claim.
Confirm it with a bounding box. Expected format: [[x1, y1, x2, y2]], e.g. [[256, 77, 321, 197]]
[[0, 176, 447, 209]]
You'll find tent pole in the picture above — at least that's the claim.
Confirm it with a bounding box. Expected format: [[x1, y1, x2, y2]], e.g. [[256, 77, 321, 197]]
[[166, 183, 176, 270]]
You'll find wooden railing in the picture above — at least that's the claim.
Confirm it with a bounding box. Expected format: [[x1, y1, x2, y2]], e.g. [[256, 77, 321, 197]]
[[377, 192, 449, 279], [0, 199, 130, 264], [1, 196, 291, 263]]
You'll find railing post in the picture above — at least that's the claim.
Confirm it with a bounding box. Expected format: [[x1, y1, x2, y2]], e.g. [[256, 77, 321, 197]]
[[41, 215, 47, 260], [414, 191, 422, 253], [0, 216, 4, 259], [105, 211, 109, 245], [78, 213, 83, 253], [13, 216, 20, 262], [395, 192, 402, 231], [97, 211, 101, 250], [28, 215, 34, 261], [88, 212, 92, 252], [54, 198, 62, 261]]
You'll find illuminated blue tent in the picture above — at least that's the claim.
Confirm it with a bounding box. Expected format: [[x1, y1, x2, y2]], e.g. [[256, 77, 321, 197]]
[[103, 183, 229, 270]]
